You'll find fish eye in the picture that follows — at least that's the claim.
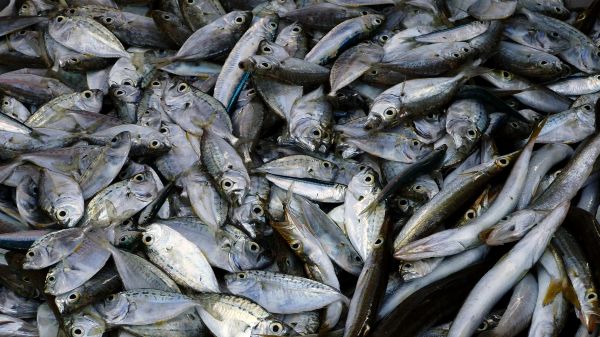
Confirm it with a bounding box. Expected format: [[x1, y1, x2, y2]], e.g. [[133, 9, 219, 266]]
[[222, 179, 233, 189], [596, 51, 600, 57], [357, 195, 365, 201], [452, 53, 460, 58], [110, 136, 119, 143], [68, 292, 80, 302], [82, 90, 93, 99], [550, 31, 559, 37], [496, 157, 509, 167], [2, 100, 8, 106], [69, 57, 79, 63], [584, 105, 592, 111], [384, 107, 397, 118], [18, 30, 26, 35], [270, 322, 283, 333], [142, 234, 153, 245], [262, 46, 272, 53], [539, 60, 548, 66], [249, 242, 260, 252], [462, 47, 469, 52], [159, 126, 168, 134], [501, 71, 511, 78], [364, 174, 374, 183], [123, 80, 133, 86], [398, 199, 408, 206], [237, 272, 246, 279], [290, 241, 301, 250], [354, 255, 362, 262], [412, 140, 420, 146], [151, 81, 160, 87], [510, 121, 519, 128], [107, 294, 116, 301], [414, 185, 422, 191], [47, 275, 56, 282], [56, 16, 65, 22], [374, 237, 383, 246], [380, 35, 389, 42], [269, 22, 277, 29], [103, 17, 113, 23], [322, 161, 331, 168], [23, 276, 31, 283], [68, 8, 75, 14], [361, 10, 369, 15], [312, 129, 321, 137], [370, 69, 378, 75], [187, 0, 193, 3], [27, 251, 35, 257], [235, 16, 245, 24], [292, 26, 301, 33], [466, 210, 476, 219], [133, 173, 145, 182], [373, 18, 382, 25], [71, 327, 84, 336], [587, 292, 597, 301], [162, 14, 170, 20], [403, 263, 413, 269], [260, 62, 271, 69], [177, 83, 188, 92], [252, 206, 263, 215], [467, 129, 477, 137], [150, 140, 160, 148], [115, 89, 125, 96], [477, 321, 488, 331], [56, 209, 68, 220]]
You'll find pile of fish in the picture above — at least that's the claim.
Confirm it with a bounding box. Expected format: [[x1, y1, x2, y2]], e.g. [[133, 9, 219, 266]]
[[2, 0, 600, 336]]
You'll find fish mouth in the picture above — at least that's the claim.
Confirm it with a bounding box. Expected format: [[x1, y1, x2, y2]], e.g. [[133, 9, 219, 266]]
[[364, 116, 382, 130], [238, 58, 255, 70]]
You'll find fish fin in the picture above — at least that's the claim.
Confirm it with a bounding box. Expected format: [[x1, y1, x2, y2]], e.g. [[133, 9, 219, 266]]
[[0, 161, 21, 183], [455, 59, 491, 80], [478, 227, 494, 242], [542, 278, 564, 305], [526, 117, 547, 145], [563, 280, 581, 310], [151, 56, 177, 69]]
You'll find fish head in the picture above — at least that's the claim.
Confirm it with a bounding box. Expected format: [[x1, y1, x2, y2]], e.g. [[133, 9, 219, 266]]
[[223, 11, 252, 32], [232, 236, 273, 270], [162, 81, 194, 110], [289, 118, 328, 152], [368, 94, 402, 130], [128, 170, 159, 202], [484, 209, 547, 245], [232, 196, 267, 227], [55, 289, 83, 314], [348, 167, 380, 197], [64, 308, 106, 337], [76, 89, 104, 112], [23, 243, 51, 270], [223, 271, 259, 294], [253, 317, 293, 336], [94, 293, 129, 324], [239, 55, 279, 75], [219, 171, 250, 206], [53, 202, 84, 228]]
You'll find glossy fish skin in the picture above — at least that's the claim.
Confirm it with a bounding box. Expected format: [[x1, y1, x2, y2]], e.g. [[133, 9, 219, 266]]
[[45, 233, 111, 295], [393, 152, 517, 252], [276, 22, 307, 58], [344, 168, 386, 261], [232, 88, 264, 164], [54, 265, 121, 314], [142, 223, 219, 292], [255, 155, 338, 182], [26, 89, 104, 129], [157, 11, 252, 65], [180, 0, 226, 31], [265, 174, 346, 203], [110, 84, 141, 124], [281, 3, 375, 31], [225, 270, 348, 314], [305, 14, 384, 65], [160, 217, 272, 272], [22, 228, 86, 270], [0, 96, 30, 123], [0, 71, 74, 105], [343, 217, 389, 337], [201, 130, 250, 206], [48, 15, 129, 59], [214, 16, 278, 106], [549, 75, 600, 96], [493, 41, 569, 81], [296, 194, 364, 276], [536, 104, 596, 144], [194, 292, 292, 337], [95, 290, 198, 326], [330, 42, 384, 95], [286, 86, 333, 153], [150, 10, 192, 47], [241, 55, 330, 86], [39, 169, 84, 228], [553, 228, 600, 331], [0, 286, 40, 318], [81, 170, 158, 228], [180, 165, 228, 230], [447, 201, 570, 337]]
